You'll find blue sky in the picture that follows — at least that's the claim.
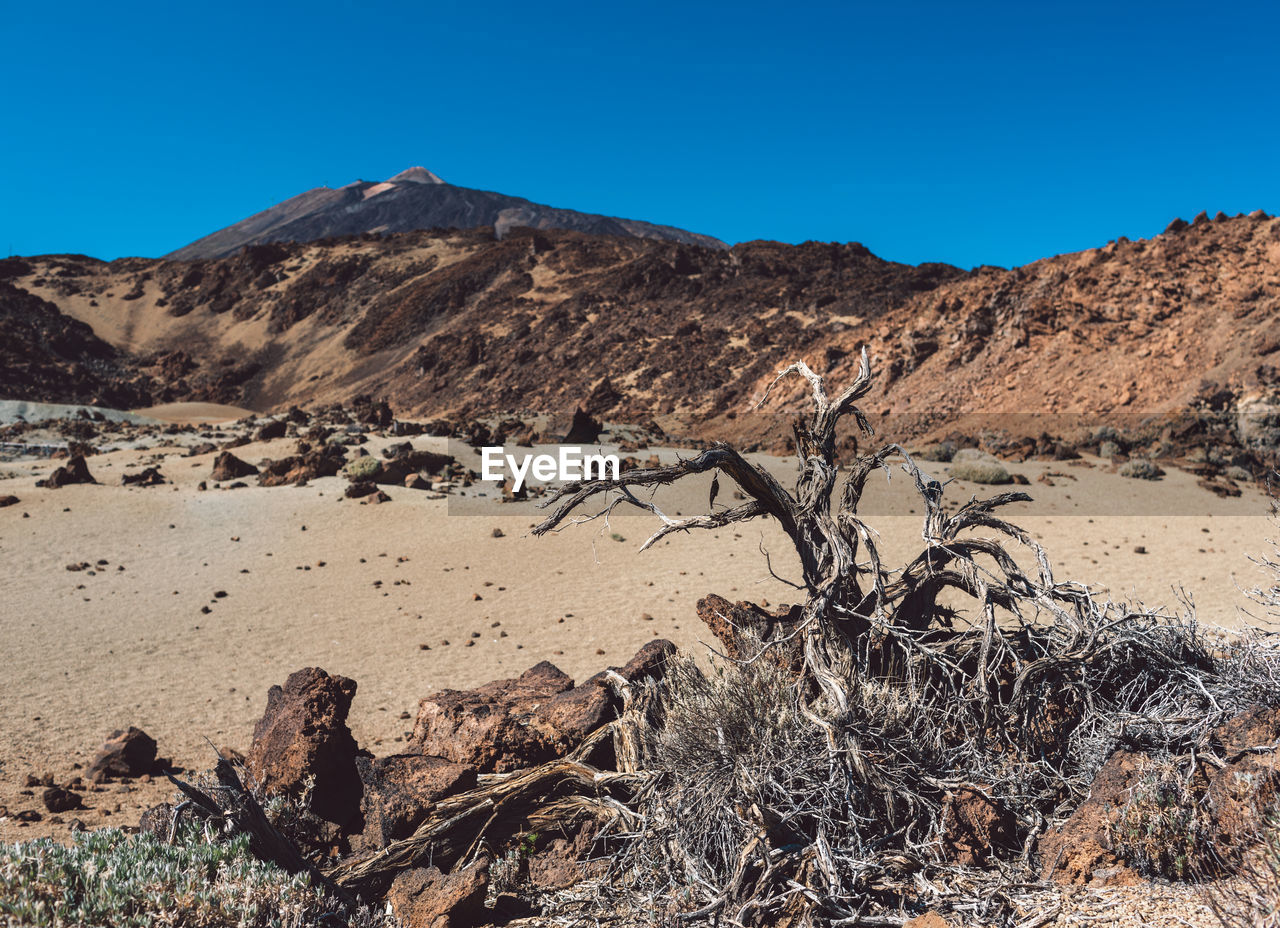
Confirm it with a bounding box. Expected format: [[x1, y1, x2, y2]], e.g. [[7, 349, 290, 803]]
[[3, 0, 1276, 268]]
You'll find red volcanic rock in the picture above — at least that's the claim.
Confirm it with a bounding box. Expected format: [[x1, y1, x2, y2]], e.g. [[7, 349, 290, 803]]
[[356, 753, 477, 849], [387, 856, 490, 928], [412, 641, 676, 773], [121, 466, 166, 487], [344, 479, 379, 499], [245, 667, 362, 833], [696, 594, 803, 670], [36, 455, 96, 489], [42, 787, 84, 813], [89, 727, 157, 783], [211, 451, 257, 482], [257, 444, 346, 487]]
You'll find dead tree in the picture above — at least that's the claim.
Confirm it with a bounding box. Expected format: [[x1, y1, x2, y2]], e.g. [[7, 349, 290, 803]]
[[534, 350, 1092, 718]]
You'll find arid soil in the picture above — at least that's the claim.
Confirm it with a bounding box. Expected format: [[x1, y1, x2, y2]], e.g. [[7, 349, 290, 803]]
[[0, 408, 1272, 854]]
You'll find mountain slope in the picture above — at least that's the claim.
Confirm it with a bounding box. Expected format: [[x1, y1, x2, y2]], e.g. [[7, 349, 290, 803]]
[[7, 211, 1278, 448], [166, 167, 727, 260]]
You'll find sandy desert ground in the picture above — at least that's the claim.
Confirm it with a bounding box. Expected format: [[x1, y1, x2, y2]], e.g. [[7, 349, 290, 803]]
[[0, 415, 1275, 843]]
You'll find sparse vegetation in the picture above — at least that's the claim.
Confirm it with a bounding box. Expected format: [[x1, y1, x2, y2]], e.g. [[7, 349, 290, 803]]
[[0, 825, 394, 928], [1121, 457, 1165, 480], [343, 456, 382, 480], [949, 458, 1013, 483]]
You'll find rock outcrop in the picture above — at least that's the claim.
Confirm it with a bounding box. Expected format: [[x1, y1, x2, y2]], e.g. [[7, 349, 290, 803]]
[[245, 667, 363, 835]]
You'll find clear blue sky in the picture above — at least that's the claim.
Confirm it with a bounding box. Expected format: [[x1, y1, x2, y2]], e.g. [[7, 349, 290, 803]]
[[4, 0, 1276, 268]]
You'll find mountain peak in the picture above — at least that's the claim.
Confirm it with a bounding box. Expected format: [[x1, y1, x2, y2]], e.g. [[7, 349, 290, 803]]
[[387, 166, 445, 185]]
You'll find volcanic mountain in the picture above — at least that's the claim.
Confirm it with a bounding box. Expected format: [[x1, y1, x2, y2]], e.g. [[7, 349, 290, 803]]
[[165, 167, 727, 260], [4, 210, 1278, 454]]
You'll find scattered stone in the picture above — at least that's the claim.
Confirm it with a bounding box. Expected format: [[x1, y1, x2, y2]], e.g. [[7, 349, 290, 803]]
[[36, 455, 96, 488], [211, 451, 258, 482], [0, 495, 18, 508], [89, 727, 157, 783], [42, 787, 84, 813], [121, 466, 166, 487], [561, 407, 602, 444]]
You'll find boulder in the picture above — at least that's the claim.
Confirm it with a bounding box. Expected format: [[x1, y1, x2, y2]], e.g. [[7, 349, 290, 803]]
[[255, 419, 288, 441], [1037, 748, 1152, 885], [696, 594, 803, 670], [561, 407, 602, 444], [527, 817, 611, 890], [0, 495, 18, 507], [345, 479, 380, 499], [1205, 704, 1280, 865], [246, 667, 363, 833], [88, 727, 157, 782], [411, 641, 676, 773], [357, 754, 476, 849], [387, 856, 490, 928], [257, 444, 346, 487], [121, 466, 167, 487], [36, 454, 96, 488], [211, 451, 258, 482], [42, 787, 83, 813]]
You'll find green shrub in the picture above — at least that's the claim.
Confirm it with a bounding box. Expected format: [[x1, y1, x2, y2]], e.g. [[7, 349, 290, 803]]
[[344, 455, 382, 480], [949, 460, 1012, 484], [0, 826, 391, 927], [1120, 458, 1164, 480]]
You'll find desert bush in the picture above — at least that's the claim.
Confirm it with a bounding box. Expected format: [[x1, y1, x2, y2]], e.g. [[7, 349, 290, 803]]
[[1092, 424, 1122, 444], [1121, 458, 1164, 480], [1099, 440, 1120, 458], [916, 440, 956, 462], [0, 825, 394, 927], [1228, 465, 1253, 482], [950, 459, 1013, 484], [1109, 759, 1213, 879], [514, 357, 1280, 922], [344, 455, 382, 480]]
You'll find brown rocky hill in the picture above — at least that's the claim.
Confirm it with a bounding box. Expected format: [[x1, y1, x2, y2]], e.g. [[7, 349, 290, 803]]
[[166, 166, 726, 261], [4, 210, 1278, 445], [0, 265, 157, 409]]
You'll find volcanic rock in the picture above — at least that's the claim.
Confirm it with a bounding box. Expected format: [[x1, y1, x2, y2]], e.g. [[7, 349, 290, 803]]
[[36, 454, 96, 488], [245, 667, 363, 833], [356, 753, 477, 849], [121, 466, 167, 487], [940, 787, 1018, 867], [0, 495, 18, 507], [255, 418, 288, 441], [88, 727, 157, 782], [411, 641, 676, 773], [42, 787, 83, 813], [387, 856, 491, 928], [211, 451, 258, 481], [257, 444, 346, 487], [562, 408, 602, 444]]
